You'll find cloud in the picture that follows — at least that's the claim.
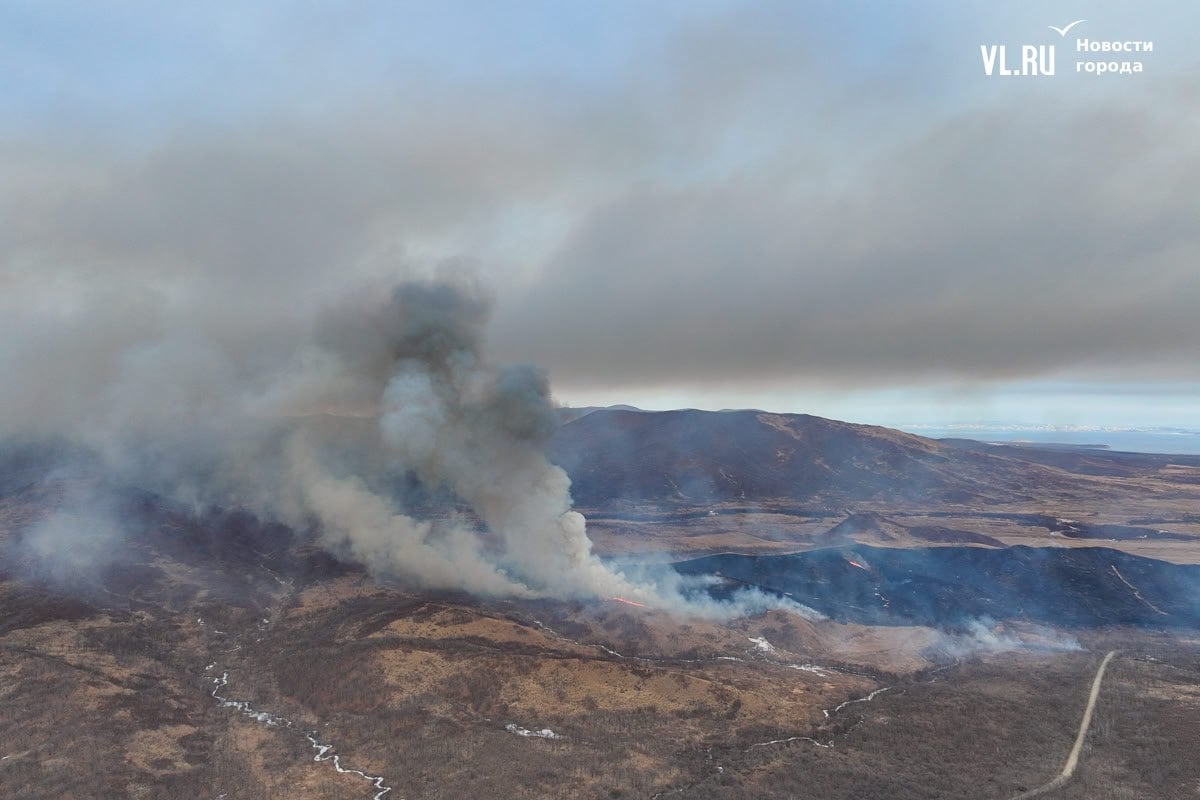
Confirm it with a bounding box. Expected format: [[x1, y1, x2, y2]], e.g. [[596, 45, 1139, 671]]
[[490, 78, 1200, 391], [2, 2, 1198, 408]]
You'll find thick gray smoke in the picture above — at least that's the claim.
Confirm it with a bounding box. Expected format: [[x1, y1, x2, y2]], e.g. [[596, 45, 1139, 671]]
[[271, 281, 640, 599], [2, 276, 791, 616]]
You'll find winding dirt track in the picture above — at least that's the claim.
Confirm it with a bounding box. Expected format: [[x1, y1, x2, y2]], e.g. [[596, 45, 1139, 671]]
[[1009, 650, 1118, 799]]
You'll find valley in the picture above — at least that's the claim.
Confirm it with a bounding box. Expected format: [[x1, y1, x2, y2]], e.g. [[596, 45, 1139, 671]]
[[3, 409, 1200, 798]]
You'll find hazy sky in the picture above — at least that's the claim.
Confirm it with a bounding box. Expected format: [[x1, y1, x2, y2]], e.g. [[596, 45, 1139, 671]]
[[3, 1, 1198, 429]]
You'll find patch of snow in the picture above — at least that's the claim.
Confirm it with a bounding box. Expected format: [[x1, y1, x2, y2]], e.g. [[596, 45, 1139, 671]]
[[306, 732, 394, 799], [827, 686, 890, 717], [210, 671, 292, 727], [747, 636, 776, 654], [505, 723, 562, 739], [747, 735, 833, 750], [786, 663, 828, 676]]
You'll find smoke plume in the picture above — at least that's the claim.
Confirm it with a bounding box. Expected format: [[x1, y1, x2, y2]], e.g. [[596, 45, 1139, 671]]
[[5, 275, 791, 614], [274, 280, 642, 599]]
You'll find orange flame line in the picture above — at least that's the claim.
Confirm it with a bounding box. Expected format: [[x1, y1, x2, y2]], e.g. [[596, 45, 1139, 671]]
[[610, 596, 647, 608]]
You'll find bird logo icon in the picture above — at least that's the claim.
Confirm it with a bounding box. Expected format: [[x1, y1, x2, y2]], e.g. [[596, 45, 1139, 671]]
[[1048, 20, 1086, 37]]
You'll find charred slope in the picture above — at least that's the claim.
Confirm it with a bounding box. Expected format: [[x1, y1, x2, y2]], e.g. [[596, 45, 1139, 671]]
[[673, 545, 1200, 629], [0, 474, 358, 621], [550, 409, 1111, 507], [821, 511, 1007, 547]]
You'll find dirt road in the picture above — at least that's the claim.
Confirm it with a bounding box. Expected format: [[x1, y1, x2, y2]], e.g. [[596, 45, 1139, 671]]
[[1010, 650, 1118, 799]]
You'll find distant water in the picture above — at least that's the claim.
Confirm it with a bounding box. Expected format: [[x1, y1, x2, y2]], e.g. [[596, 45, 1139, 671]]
[[898, 427, 1200, 456]]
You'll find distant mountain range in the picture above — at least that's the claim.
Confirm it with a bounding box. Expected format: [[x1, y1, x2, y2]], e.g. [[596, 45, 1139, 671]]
[[897, 423, 1200, 455]]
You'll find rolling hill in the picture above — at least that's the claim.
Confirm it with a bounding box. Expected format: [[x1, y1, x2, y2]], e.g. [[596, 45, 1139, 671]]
[[548, 408, 1199, 508]]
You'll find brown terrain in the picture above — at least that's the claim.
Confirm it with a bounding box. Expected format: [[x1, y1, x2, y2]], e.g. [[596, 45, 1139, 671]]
[[558, 410, 1200, 564], [3, 408, 1200, 798]]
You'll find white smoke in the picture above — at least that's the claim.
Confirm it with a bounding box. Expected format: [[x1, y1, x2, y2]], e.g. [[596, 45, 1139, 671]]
[[6, 277, 767, 611], [928, 618, 1082, 659], [17, 499, 126, 589]]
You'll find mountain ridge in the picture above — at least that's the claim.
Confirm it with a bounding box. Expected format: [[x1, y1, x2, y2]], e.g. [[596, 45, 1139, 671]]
[[548, 408, 1149, 508]]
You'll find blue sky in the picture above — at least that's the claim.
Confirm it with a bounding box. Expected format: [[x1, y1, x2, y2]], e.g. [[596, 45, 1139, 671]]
[[3, 1, 1199, 430]]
